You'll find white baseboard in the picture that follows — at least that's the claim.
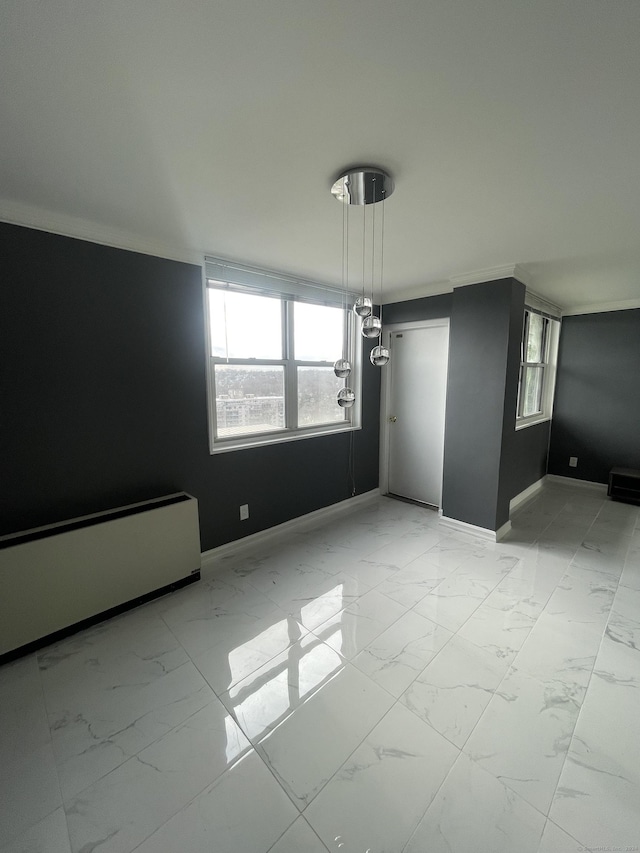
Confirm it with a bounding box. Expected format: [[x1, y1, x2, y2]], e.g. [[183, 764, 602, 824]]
[[439, 516, 511, 543], [509, 477, 546, 514], [545, 474, 608, 493], [201, 489, 380, 570], [496, 520, 512, 541]]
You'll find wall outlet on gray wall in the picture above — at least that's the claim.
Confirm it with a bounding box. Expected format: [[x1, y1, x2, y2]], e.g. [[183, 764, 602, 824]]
[[569, 457, 578, 468], [240, 504, 249, 520]]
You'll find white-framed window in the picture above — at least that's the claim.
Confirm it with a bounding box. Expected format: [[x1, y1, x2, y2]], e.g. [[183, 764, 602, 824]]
[[204, 258, 360, 453], [516, 307, 560, 428]]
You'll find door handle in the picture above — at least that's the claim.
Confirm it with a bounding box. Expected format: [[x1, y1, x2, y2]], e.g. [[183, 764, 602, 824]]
[[389, 416, 397, 423]]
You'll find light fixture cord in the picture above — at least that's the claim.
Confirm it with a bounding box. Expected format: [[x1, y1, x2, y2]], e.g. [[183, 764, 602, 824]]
[[371, 180, 376, 308], [342, 191, 349, 360], [346, 196, 356, 497], [343, 198, 352, 358], [362, 200, 366, 299], [341, 190, 346, 314], [380, 189, 385, 327]]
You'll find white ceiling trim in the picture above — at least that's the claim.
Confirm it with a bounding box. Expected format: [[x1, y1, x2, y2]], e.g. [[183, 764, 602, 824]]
[[382, 281, 453, 305], [449, 265, 518, 287], [3, 200, 638, 319], [0, 200, 202, 268], [448, 263, 538, 290], [384, 263, 534, 306], [562, 298, 640, 317]]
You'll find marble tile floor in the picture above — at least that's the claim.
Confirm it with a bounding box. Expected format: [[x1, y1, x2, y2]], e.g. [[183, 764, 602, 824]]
[[1, 480, 640, 853]]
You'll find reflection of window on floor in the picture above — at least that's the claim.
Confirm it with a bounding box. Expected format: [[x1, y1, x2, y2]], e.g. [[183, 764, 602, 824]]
[[223, 714, 249, 765], [225, 587, 347, 740]]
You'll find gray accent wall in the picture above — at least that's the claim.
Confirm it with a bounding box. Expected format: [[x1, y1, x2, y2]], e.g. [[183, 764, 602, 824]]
[[383, 293, 453, 325], [442, 278, 525, 531], [502, 421, 551, 501], [548, 308, 640, 483], [0, 223, 381, 550]]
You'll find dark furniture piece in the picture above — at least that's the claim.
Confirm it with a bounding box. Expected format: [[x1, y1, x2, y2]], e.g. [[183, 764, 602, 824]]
[[608, 467, 640, 505]]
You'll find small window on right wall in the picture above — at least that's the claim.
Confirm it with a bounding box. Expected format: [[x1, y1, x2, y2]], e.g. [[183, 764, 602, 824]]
[[516, 309, 560, 426]]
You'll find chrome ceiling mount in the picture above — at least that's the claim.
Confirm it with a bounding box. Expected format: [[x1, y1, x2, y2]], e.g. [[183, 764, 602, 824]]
[[331, 166, 394, 205]]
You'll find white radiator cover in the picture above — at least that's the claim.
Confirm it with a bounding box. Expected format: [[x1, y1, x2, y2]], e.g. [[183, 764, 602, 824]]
[[0, 492, 201, 659]]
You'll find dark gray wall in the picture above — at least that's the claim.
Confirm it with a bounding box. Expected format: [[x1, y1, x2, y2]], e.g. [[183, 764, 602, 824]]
[[502, 421, 551, 500], [548, 309, 640, 483], [496, 283, 534, 518], [383, 292, 453, 325], [442, 278, 525, 530], [0, 223, 381, 549]]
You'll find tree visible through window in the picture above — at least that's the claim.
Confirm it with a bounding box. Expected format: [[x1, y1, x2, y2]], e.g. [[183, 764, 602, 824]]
[[517, 310, 550, 419]]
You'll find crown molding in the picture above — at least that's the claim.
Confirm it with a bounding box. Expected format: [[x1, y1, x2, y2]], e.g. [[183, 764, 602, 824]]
[[448, 263, 536, 290], [562, 297, 640, 317], [513, 264, 536, 289], [382, 281, 453, 305], [0, 199, 203, 267], [449, 264, 517, 287], [381, 263, 539, 306]]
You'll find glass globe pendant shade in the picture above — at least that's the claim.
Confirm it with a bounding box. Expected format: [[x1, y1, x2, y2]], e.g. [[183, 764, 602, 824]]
[[361, 315, 382, 339], [337, 387, 356, 408], [353, 296, 372, 318], [333, 358, 352, 378], [370, 345, 390, 367]]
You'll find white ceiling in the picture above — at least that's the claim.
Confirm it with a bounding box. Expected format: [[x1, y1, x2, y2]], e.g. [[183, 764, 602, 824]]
[[2, 0, 640, 312]]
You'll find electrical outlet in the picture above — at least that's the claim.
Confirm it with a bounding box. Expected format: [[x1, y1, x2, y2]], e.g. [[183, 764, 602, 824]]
[[569, 457, 578, 468], [239, 504, 249, 520]]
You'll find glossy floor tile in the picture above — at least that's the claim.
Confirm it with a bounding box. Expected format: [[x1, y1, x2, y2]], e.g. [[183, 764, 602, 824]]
[[404, 752, 546, 853], [1, 481, 640, 853], [304, 703, 458, 851]]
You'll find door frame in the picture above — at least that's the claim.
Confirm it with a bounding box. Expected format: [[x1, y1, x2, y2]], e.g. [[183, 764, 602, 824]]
[[379, 317, 450, 504]]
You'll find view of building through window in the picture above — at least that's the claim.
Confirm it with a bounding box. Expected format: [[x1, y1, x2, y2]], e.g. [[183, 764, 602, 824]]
[[214, 365, 285, 437], [208, 286, 351, 442]]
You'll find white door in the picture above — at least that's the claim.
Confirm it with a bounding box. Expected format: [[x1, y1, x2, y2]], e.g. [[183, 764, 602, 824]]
[[385, 322, 449, 507]]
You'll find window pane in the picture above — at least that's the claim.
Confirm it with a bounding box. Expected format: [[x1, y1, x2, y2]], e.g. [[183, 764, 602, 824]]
[[522, 366, 544, 417], [209, 288, 282, 359], [294, 303, 344, 362], [297, 367, 346, 427], [526, 312, 545, 363], [215, 365, 284, 437]]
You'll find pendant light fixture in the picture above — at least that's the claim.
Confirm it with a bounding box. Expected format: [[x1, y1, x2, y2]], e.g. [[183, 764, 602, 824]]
[[353, 296, 372, 318], [331, 166, 394, 373], [333, 175, 354, 402], [369, 181, 390, 366], [337, 387, 356, 408], [333, 358, 352, 378]]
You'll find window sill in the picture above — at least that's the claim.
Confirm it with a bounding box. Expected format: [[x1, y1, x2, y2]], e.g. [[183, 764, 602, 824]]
[[209, 423, 361, 454], [515, 415, 551, 431]]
